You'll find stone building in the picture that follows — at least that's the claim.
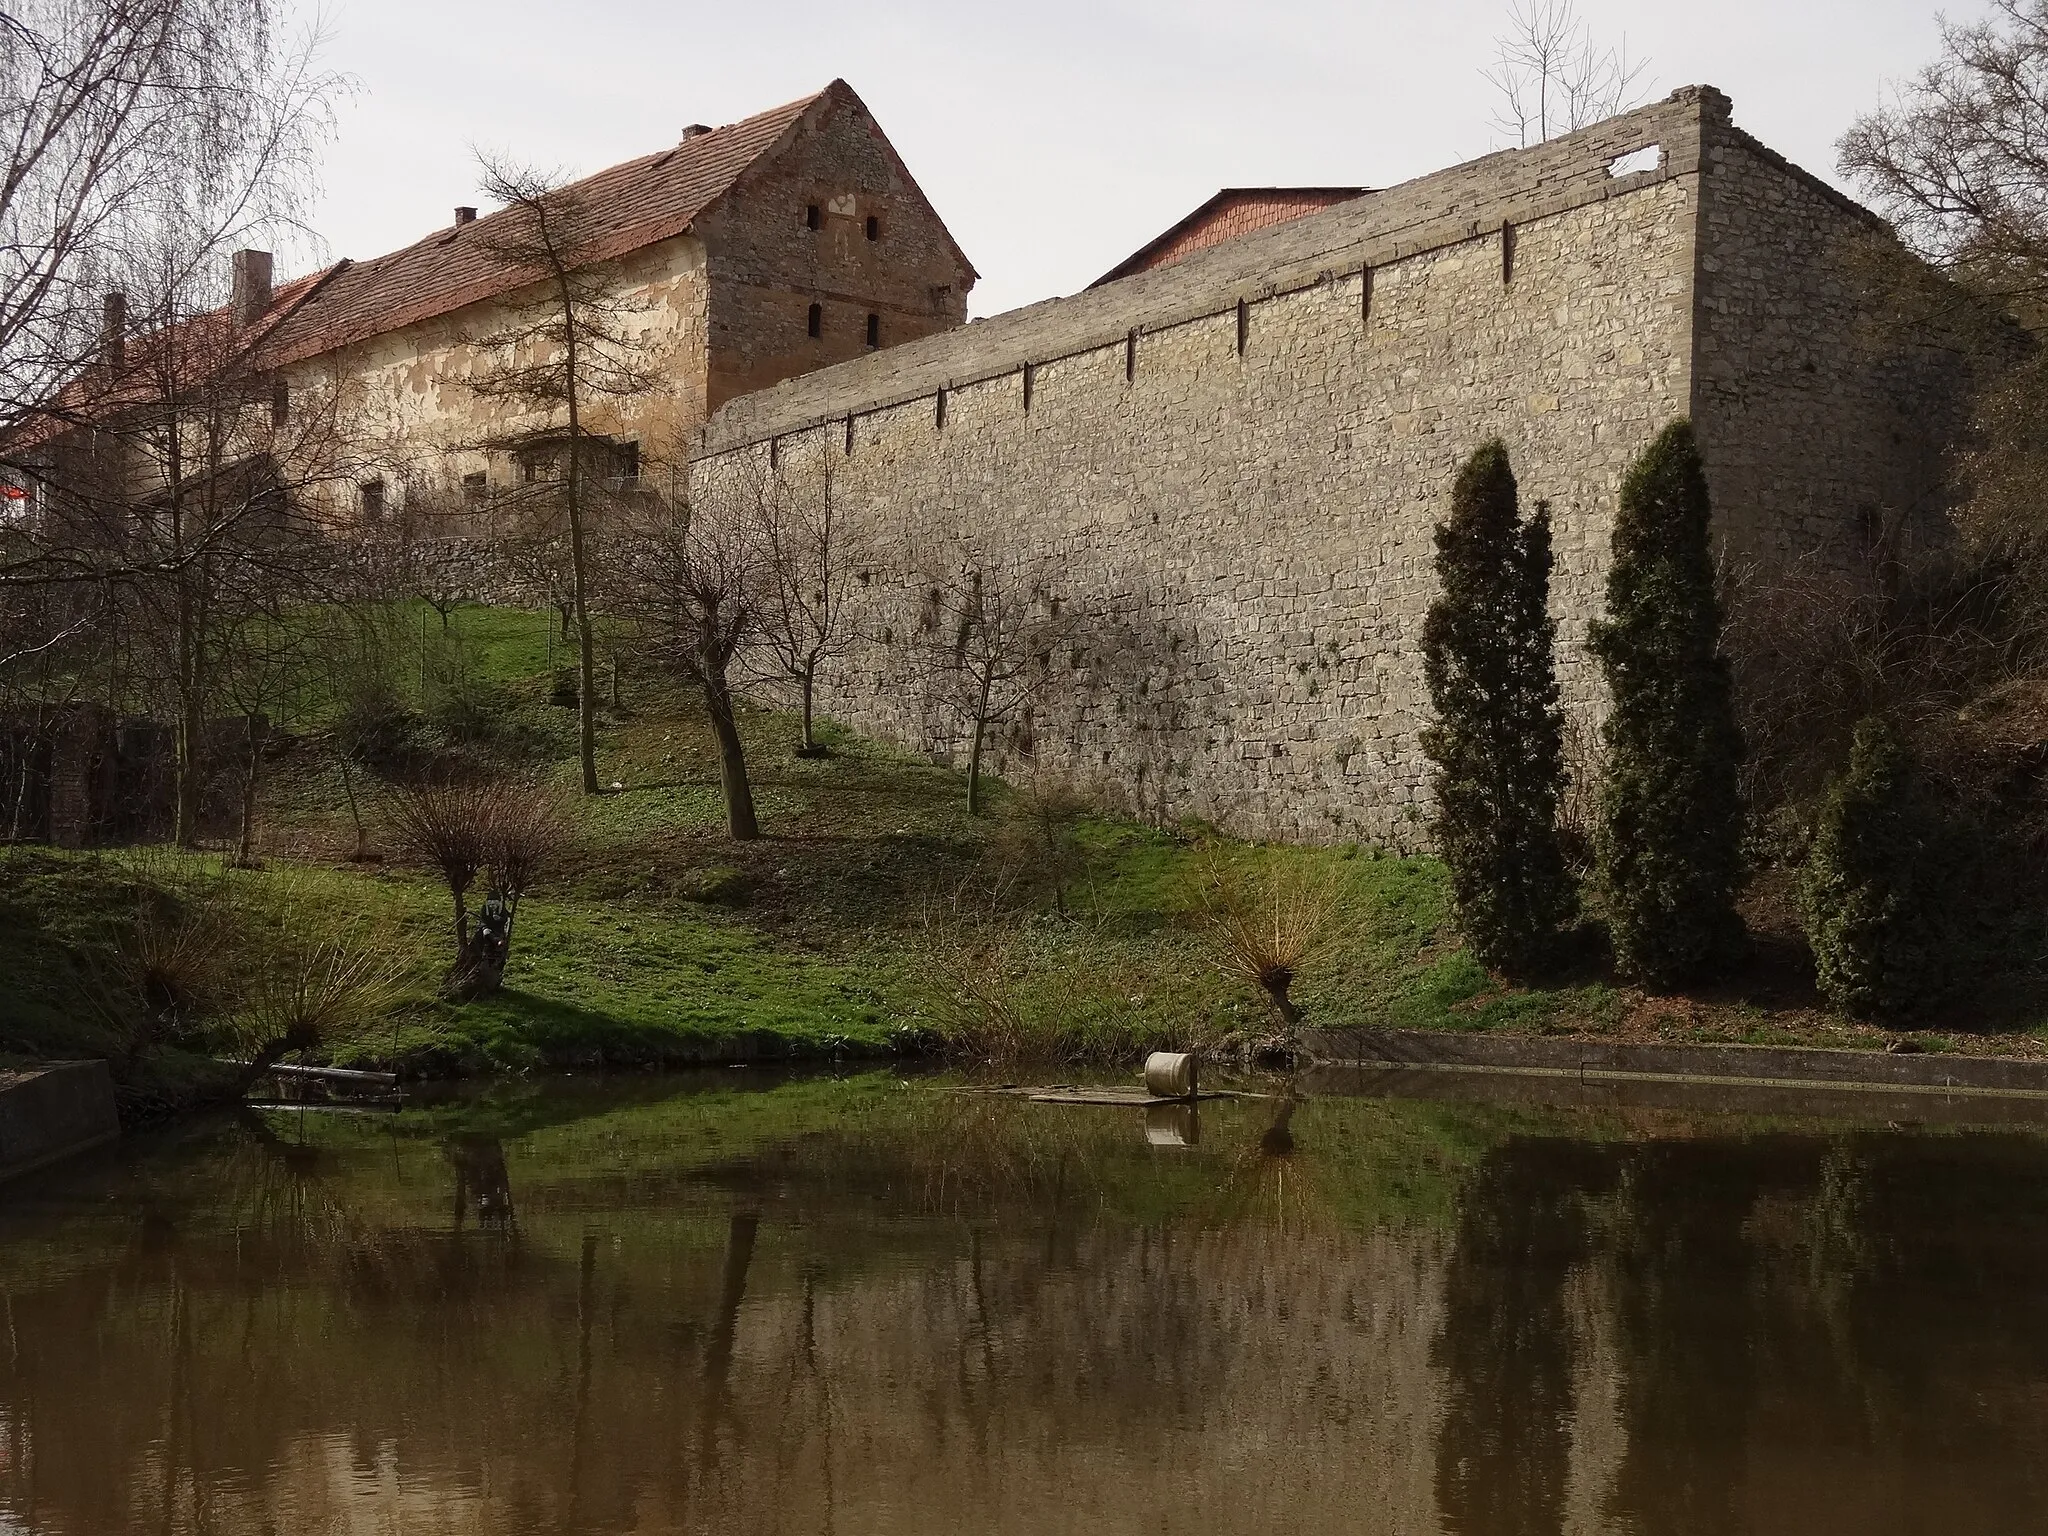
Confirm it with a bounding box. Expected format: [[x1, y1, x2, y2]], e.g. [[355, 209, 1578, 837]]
[[243, 77, 975, 522], [692, 87, 1967, 847], [7, 79, 973, 529]]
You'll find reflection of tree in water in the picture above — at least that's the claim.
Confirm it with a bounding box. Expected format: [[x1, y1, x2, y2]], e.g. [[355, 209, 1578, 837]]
[[448, 1136, 517, 1232], [1432, 1136, 1613, 1536]]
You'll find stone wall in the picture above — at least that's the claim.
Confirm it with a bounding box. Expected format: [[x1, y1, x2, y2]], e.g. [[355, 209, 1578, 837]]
[[691, 89, 1955, 848]]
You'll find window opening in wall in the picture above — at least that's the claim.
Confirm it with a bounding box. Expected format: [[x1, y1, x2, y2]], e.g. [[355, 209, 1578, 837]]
[[1608, 145, 1662, 178], [807, 302, 822, 338], [462, 471, 487, 507], [359, 477, 385, 519], [1501, 221, 1517, 284], [1236, 298, 1249, 356], [270, 379, 289, 426], [806, 203, 821, 230], [1126, 327, 1137, 382], [1023, 362, 1035, 412], [1361, 264, 1374, 324], [935, 387, 947, 430], [866, 313, 880, 348], [770, 436, 780, 469], [865, 215, 879, 241], [844, 415, 855, 455], [616, 440, 640, 483]]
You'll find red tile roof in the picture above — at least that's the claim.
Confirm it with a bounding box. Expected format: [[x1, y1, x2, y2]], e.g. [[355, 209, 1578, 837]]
[[258, 85, 832, 366], [1093, 187, 1371, 287]]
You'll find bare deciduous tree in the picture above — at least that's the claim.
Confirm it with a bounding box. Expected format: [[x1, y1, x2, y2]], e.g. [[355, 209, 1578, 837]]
[[385, 775, 565, 1000], [908, 546, 1090, 816], [0, 0, 342, 432], [740, 441, 865, 756], [1840, 1, 2048, 326], [1484, 0, 1650, 147], [625, 498, 763, 840], [464, 156, 660, 797]]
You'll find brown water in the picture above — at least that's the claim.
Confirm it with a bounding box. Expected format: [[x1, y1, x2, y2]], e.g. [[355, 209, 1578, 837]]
[[4, 1072, 2048, 1535]]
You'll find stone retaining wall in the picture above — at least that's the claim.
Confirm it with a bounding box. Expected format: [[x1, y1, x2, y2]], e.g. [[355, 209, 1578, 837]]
[[0, 1061, 120, 1183]]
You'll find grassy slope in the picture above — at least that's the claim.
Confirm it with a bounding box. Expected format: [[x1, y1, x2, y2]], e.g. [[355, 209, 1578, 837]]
[[7, 601, 2045, 1085]]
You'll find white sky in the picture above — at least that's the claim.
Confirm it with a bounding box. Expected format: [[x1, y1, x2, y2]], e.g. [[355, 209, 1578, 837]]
[[290, 0, 1988, 317]]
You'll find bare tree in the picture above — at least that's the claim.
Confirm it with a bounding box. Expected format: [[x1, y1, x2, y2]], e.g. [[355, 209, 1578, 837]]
[[740, 440, 865, 756], [625, 498, 763, 840], [908, 546, 1089, 816], [1840, 1, 2048, 327], [385, 775, 565, 1000], [464, 156, 660, 797], [1484, 0, 1650, 147]]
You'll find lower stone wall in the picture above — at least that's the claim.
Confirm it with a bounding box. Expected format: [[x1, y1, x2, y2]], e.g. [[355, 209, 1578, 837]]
[[0, 1061, 120, 1182]]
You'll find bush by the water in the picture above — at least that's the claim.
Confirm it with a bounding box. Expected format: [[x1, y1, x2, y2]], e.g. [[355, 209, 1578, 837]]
[[1420, 440, 1575, 976], [1799, 718, 1968, 1020], [1591, 420, 1746, 989]]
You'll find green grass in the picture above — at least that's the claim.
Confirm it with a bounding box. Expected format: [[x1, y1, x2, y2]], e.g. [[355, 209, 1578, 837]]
[[10, 601, 2048, 1104]]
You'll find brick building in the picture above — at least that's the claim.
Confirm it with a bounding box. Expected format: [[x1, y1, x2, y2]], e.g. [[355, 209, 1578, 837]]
[[1093, 188, 1369, 286]]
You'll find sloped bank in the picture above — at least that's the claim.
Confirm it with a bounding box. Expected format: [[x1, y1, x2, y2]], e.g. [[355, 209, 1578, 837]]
[[0, 1061, 120, 1182]]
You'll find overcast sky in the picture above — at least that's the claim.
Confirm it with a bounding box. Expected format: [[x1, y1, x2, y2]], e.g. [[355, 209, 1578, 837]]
[[290, 0, 1987, 317]]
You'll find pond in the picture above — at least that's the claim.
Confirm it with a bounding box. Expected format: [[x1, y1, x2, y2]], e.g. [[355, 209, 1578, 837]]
[[4, 1070, 2048, 1534]]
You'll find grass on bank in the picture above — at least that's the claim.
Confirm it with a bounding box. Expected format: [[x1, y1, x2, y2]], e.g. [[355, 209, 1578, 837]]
[[4, 600, 2045, 1106]]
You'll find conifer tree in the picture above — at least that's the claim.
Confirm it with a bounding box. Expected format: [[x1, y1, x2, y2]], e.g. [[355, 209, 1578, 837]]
[[1799, 717, 1961, 1020], [1590, 420, 1745, 988], [1421, 439, 1575, 975]]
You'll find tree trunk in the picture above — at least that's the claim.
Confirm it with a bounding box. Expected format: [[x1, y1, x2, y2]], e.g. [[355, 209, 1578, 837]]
[[798, 664, 818, 755], [702, 668, 760, 840], [965, 666, 995, 815], [233, 713, 265, 867], [561, 282, 600, 797]]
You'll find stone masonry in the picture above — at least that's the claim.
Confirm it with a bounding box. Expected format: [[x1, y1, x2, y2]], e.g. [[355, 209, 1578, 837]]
[[691, 88, 1967, 849]]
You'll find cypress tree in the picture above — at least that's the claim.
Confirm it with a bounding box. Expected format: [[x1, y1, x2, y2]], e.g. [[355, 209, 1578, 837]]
[[1421, 439, 1575, 976], [1799, 717, 1962, 1019], [1589, 419, 1745, 989]]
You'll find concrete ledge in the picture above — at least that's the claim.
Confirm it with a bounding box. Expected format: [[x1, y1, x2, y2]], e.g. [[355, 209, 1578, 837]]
[[1303, 1028, 2048, 1099], [0, 1061, 120, 1183], [1305, 1063, 2048, 1128]]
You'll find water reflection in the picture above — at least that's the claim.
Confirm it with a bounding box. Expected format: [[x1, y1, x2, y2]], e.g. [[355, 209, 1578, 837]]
[[2, 1077, 2047, 1534]]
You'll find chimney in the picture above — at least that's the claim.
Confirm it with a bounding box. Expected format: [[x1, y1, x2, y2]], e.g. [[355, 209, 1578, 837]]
[[454, 206, 477, 226], [101, 290, 127, 372], [680, 123, 713, 141], [231, 248, 273, 327]]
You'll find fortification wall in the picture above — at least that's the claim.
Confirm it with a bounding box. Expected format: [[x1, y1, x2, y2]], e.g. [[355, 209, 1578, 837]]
[[693, 95, 1724, 846], [1689, 113, 1972, 576], [693, 95, 1716, 847]]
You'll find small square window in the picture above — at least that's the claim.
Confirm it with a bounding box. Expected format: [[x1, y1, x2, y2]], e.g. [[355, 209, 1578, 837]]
[[865, 215, 879, 241], [805, 204, 821, 231], [866, 313, 880, 349], [807, 302, 822, 338]]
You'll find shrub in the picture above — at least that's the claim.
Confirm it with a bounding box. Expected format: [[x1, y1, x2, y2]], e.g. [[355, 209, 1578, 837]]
[[1591, 420, 1746, 988], [1799, 717, 1966, 1019], [1186, 848, 1347, 1031], [385, 776, 567, 1000], [1420, 439, 1576, 975]]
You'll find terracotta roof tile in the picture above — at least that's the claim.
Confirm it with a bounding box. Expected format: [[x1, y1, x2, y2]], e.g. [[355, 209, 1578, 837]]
[[257, 85, 830, 365]]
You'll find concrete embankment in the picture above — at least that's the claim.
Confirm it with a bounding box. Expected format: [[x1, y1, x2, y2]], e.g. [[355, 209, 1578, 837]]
[[1304, 1028, 2048, 1125], [0, 1061, 120, 1182]]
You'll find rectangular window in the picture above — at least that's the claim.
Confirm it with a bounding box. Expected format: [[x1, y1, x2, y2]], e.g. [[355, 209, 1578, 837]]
[[806, 204, 821, 230], [616, 441, 640, 482], [462, 471, 487, 506], [808, 302, 822, 338], [866, 313, 880, 348], [865, 215, 879, 241], [270, 378, 290, 427], [359, 477, 385, 519]]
